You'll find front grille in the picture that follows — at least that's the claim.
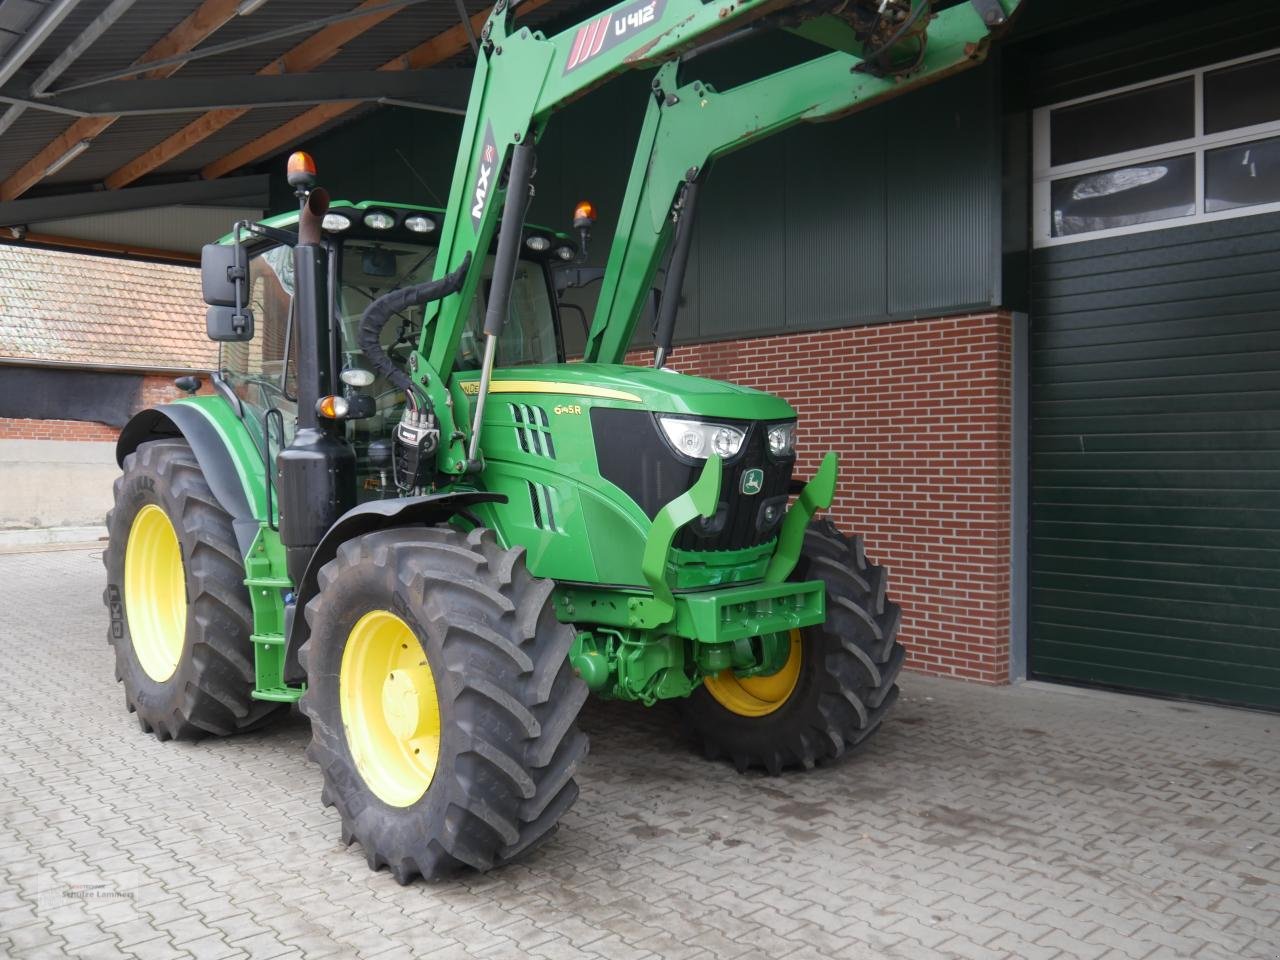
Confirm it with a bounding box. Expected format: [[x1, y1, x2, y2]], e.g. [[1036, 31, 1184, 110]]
[[591, 409, 795, 553], [674, 424, 792, 551]]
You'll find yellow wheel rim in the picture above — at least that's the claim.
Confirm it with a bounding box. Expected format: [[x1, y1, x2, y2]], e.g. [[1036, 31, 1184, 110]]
[[704, 629, 803, 718], [124, 504, 187, 683], [339, 611, 441, 807]]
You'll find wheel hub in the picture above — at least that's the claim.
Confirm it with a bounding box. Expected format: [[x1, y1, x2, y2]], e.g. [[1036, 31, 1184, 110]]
[[703, 628, 803, 717], [381, 666, 434, 741], [340, 610, 441, 807]]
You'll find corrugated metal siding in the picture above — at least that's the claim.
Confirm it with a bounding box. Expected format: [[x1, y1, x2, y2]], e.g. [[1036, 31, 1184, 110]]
[[694, 136, 788, 339], [1020, 0, 1280, 107], [1029, 213, 1280, 710], [681, 61, 1000, 342], [784, 116, 887, 329], [886, 64, 999, 315]]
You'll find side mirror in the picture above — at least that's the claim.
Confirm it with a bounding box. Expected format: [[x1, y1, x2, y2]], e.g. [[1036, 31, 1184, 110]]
[[201, 242, 248, 307], [206, 304, 254, 342]]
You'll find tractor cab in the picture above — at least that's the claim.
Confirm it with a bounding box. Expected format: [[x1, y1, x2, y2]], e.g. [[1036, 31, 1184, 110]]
[[212, 198, 576, 499]]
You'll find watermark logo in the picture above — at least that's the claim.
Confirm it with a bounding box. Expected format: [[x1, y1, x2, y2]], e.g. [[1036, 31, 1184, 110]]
[[37, 872, 139, 911]]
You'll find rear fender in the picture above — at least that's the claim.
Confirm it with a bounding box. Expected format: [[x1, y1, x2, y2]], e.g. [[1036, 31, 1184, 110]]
[[116, 402, 264, 556], [283, 491, 506, 682]]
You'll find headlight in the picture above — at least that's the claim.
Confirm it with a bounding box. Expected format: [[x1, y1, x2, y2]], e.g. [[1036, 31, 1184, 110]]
[[322, 212, 351, 231], [525, 235, 551, 252], [767, 422, 796, 457], [658, 417, 745, 460], [363, 210, 395, 230], [555, 245, 575, 261], [404, 214, 435, 233], [340, 367, 375, 388]]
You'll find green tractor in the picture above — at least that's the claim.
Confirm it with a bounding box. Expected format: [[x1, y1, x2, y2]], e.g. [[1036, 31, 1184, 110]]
[[105, 0, 1020, 881]]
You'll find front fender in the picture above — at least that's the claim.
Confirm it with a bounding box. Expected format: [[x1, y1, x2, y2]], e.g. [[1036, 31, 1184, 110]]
[[283, 491, 506, 682], [117, 401, 265, 556]]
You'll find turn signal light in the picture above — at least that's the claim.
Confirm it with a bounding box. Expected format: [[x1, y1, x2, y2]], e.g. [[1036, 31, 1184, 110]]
[[316, 395, 349, 419], [572, 200, 597, 228], [287, 151, 317, 188]]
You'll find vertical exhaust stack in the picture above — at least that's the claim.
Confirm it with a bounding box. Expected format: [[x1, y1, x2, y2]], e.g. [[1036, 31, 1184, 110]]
[[276, 182, 356, 586]]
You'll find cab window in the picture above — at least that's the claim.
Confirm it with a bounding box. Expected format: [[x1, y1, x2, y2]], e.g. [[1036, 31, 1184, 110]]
[[219, 244, 298, 437]]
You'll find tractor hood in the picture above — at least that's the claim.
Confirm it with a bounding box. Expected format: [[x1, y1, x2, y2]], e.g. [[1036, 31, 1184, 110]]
[[456, 362, 796, 422]]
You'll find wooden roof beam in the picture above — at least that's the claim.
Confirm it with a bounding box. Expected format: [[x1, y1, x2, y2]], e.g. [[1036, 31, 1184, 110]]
[[104, 0, 407, 190], [0, 0, 242, 202], [200, 0, 553, 182]]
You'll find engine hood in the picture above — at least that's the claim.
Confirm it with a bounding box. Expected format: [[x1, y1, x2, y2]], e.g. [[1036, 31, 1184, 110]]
[[453, 362, 795, 421]]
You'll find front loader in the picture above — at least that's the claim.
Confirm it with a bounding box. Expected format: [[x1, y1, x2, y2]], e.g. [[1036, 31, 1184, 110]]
[[105, 0, 1021, 881]]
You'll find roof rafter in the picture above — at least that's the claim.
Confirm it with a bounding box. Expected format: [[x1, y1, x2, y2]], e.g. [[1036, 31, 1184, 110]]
[[104, 0, 408, 190], [0, 0, 242, 202], [200, 0, 554, 182]]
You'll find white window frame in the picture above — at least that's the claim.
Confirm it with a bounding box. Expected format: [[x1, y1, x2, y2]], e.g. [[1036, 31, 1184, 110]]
[[1033, 46, 1280, 248]]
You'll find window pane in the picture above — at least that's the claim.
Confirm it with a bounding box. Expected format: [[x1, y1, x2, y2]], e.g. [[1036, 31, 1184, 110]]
[[1051, 155, 1195, 238], [1205, 54, 1280, 135], [1206, 135, 1280, 213], [1050, 79, 1195, 167]]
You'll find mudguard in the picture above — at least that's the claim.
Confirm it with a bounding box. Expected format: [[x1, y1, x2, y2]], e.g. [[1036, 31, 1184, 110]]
[[282, 491, 506, 682], [116, 404, 262, 556]]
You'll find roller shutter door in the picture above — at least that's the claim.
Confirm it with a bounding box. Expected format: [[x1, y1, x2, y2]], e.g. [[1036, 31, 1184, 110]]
[[1030, 213, 1280, 709]]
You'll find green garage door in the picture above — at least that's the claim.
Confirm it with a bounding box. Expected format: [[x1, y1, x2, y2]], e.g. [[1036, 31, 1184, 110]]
[[1030, 213, 1280, 710]]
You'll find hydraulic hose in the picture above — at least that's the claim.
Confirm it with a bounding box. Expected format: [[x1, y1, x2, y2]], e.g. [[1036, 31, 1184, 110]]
[[356, 252, 472, 390]]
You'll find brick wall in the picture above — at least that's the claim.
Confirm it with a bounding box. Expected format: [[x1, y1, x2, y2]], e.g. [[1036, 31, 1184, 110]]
[[646, 312, 1015, 683], [0, 373, 194, 442]]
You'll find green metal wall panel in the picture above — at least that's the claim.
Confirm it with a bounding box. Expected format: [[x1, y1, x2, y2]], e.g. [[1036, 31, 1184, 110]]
[[885, 62, 1000, 315], [1029, 213, 1280, 710]]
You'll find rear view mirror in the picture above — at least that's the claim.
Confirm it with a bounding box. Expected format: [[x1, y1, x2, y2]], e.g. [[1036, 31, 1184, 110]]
[[206, 304, 254, 342], [362, 247, 395, 277], [201, 242, 248, 307]]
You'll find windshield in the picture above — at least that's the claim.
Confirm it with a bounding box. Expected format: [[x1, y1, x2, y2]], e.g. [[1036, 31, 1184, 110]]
[[335, 238, 560, 374]]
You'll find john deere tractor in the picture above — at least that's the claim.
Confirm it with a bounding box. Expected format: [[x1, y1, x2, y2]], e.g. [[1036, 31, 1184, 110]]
[[105, 0, 1020, 881]]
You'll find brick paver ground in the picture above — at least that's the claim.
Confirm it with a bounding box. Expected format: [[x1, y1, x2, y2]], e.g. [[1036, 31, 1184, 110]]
[[0, 546, 1276, 959]]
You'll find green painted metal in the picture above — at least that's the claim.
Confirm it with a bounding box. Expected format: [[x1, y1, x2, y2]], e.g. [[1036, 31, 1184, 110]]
[[169, 396, 273, 523], [558, 579, 825, 702], [639, 455, 721, 627], [667, 540, 775, 590], [243, 523, 304, 703], [554, 579, 825, 644], [445, 367, 792, 588], [766, 451, 837, 584]]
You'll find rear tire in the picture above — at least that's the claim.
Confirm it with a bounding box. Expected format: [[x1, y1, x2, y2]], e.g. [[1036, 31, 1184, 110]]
[[680, 518, 905, 773], [300, 526, 589, 882], [103, 439, 285, 740]]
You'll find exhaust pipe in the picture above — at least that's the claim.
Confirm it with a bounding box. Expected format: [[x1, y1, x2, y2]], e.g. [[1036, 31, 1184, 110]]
[[276, 186, 356, 585]]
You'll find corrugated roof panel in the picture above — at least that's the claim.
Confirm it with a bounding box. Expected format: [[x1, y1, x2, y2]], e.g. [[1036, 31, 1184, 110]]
[[43, 112, 208, 185]]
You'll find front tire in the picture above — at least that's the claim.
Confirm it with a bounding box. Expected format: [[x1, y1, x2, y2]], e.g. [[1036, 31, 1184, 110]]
[[300, 526, 589, 882], [681, 518, 905, 773], [103, 439, 285, 740]]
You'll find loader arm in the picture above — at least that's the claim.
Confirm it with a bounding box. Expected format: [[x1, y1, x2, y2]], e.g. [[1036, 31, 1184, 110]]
[[411, 0, 1019, 475], [583, 0, 1022, 364]]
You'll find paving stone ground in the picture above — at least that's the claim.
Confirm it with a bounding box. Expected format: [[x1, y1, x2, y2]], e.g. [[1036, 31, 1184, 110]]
[[0, 545, 1277, 960]]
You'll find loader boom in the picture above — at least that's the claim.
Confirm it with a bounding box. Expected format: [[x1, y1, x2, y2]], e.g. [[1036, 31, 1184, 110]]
[[584, 0, 1020, 364], [408, 0, 1020, 476]]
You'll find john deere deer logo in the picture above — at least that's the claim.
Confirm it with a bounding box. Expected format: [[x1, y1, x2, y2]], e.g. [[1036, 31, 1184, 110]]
[[740, 468, 764, 496]]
